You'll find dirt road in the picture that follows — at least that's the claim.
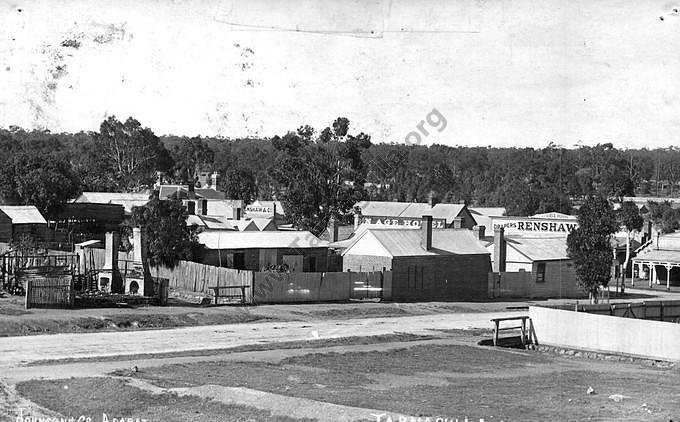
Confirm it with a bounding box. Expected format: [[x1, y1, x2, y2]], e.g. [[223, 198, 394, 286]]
[[0, 311, 523, 368]]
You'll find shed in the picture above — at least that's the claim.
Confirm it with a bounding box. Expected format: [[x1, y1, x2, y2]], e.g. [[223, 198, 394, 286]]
[[198, 230, 330, 272], [487, 228, 582, 299], [0, 206, 48, 243], [342, 217, 491, 301]]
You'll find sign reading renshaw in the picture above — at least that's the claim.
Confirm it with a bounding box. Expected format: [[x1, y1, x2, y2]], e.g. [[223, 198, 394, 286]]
[[492, 217, 578, 234]]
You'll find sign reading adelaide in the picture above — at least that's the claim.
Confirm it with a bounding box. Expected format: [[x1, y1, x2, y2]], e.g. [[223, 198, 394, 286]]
[[360, 216, 447, 228]]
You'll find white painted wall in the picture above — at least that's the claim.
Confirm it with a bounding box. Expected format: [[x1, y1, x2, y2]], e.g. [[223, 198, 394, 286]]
[[529, 306, 680, 362], [344, 232, 392, 258]]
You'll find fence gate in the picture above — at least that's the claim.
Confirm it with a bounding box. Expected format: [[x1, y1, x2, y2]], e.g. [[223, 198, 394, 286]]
[[350, 271, 384, 300]]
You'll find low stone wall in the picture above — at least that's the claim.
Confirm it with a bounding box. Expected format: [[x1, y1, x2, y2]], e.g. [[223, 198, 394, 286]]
[[529, 305, 680, 362]]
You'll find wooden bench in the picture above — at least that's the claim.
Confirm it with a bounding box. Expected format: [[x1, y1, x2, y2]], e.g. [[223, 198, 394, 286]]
[[209, 285, 250, 304], [490, 316, 532, 347]]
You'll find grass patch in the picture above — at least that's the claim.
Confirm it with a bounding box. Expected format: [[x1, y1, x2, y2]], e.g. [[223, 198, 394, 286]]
[[0, 311, 270, 337], [121, 343, 680, 420], [16, 377, 312, 422]]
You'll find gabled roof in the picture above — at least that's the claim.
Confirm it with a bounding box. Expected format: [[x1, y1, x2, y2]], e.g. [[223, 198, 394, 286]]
[[634, 231, 680, 264], [234, 220, 259, 231], [187, 215, 237, 230], [74, 192, 150, 214], [356, 201, 470, 225], [532, 212, 575, 219], [250, 218, 277, 231], [343, 228, 489, 257], [198, 230, 328, 249], [158, 185, 226, 200], [430, 204, 469, 224], [469, 207, 506, 217], [355, 201, 412, 216], [505, 236, 569, 261], [0, 206, 47, 225], [319, 224, 356, 242]]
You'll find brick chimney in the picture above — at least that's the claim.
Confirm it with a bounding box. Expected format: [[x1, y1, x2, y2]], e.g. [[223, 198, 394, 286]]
[[211, 172, 219, 191], [103, 232, 119, 272], [473, 225, 486, 240], [328, 217, 339, 242], [644, 220, 652, 243], [132, 227, 146, 265], [494, 227, 506, 272], [354, 213, 360, 230], [272, 202, 277, 227], [452, 217, 463, 229], [421, 215, 433, 251], [427, 190, 438, 207]]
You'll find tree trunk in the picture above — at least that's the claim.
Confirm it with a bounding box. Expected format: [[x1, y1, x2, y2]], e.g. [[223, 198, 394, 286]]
[[589, 291, 598, 304], [623, 231, 631, 290]]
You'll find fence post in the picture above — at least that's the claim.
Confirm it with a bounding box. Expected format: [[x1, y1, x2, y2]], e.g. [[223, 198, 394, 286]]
[[24, 279, 31, 310]]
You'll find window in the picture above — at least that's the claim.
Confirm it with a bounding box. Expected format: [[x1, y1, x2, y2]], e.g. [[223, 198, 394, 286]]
[[233, 253, 246, 270], [536, 262, 546, 283]]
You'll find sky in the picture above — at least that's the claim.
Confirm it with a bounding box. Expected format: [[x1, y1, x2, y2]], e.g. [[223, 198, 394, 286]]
[[0, 0, 679, 148]]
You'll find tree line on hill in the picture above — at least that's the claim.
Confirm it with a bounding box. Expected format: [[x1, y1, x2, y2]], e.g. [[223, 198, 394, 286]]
[[2, 116, 680, 235]]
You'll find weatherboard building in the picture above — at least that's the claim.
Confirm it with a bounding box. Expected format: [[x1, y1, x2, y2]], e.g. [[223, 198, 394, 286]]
[[487, 212, 584, 299]]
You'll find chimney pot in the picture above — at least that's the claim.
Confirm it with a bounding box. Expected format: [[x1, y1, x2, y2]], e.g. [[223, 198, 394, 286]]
[[473, 225, 486, 240], [329, 217, 339, 242], [211, 172, 219, 191]]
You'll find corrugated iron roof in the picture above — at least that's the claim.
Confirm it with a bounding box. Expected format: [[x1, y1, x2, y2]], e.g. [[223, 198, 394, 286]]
[[158, 185, 226, 200], [469, 207, 506, 217], [505, 236, 569, 261], [199, 230, 328, 249], [356, 201, 470, 225], [355, 201, 412, 216], [344, 228, 489, 257], [0, 206, 47, 224], [74, 192, 150, 214], [633, 232, 680, 264]]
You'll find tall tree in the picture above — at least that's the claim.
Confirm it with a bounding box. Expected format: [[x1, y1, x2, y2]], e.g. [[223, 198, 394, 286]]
[[170, 137, 215, 184], [567, 196, 619, 303], [220, 166, 257, 205], [91, 116, 174, 191], [617, 201, 644, 286], [128, 195, 203, 268], [0, 137, 80, 213], [272, 118, 371, 235]]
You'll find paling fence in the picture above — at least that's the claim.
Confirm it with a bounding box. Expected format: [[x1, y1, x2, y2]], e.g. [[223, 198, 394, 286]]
[[23, 267, 75, 309], [24, 247, 392, 305]]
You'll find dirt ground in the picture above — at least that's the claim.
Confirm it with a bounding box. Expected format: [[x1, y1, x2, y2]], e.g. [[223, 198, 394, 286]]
[[10, 330, 680, 422], [2, 287, 676, 337], [0, 290, 526, 337]]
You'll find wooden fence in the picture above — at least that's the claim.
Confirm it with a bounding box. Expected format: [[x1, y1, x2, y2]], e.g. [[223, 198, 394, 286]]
[[78, 248, 393, 304], [151, 261, 254, 303]]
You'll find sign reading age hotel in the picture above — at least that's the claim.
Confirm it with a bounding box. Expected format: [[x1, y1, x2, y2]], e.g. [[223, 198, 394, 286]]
[[360, 216, 447, 228], [492, 216, 578, 235]]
